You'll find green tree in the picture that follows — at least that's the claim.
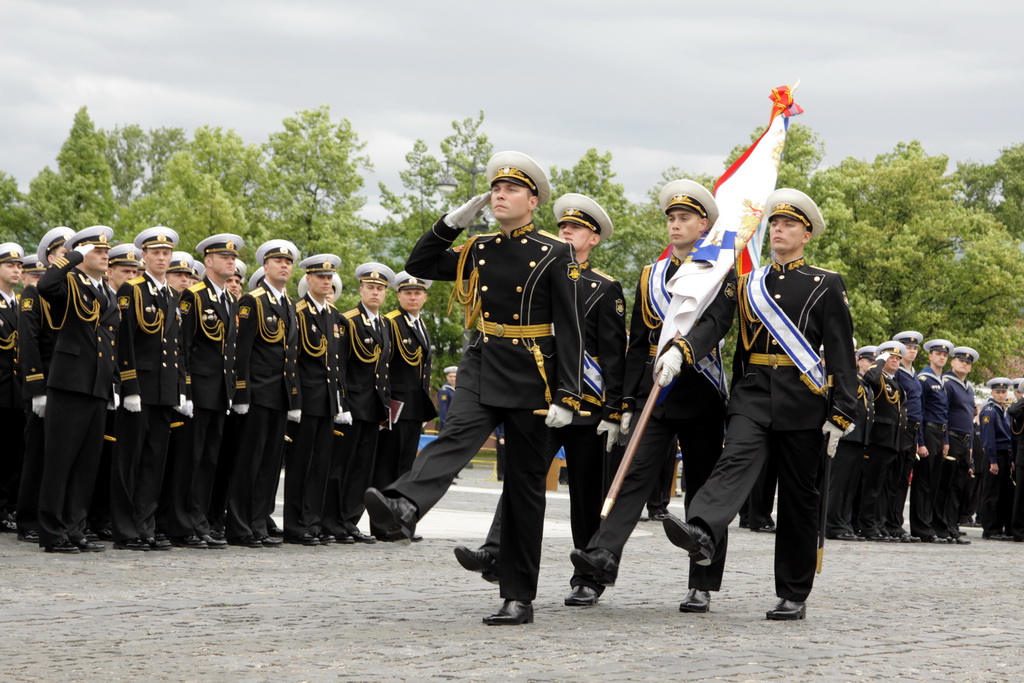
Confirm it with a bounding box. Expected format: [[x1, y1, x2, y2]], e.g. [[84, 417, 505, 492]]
[[0, 172, 37, 247], [956, 141, 1024, 241], [28, 107, 116, 231], [103, 124, 188, 211]]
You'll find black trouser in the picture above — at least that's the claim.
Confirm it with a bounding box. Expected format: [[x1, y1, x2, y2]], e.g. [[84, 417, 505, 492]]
[[335, 418, 381, 531], [590, 411, 726, 591], [480, 422, 608, 592], [858, 443, 897, 537], [110, 404, 173, 542], [910, 423, 944, 538], [88, 409, 115, 533], [284, 413, 333, 538], [747, 454, 778, 530], [934, 432, 971, 538], [208, 411, 239, 534], [979, 449, 1013, 535], [826, 440, 864, 537], [0, 406, 25, 518], [646, 445, 676, 516], [883, 426, 916, 535], [226, 405, 287, 539], [369, 419, 422, 538], [1011, 439, 1024, 540], [384, 387, 550, 602], [38, 388, 106, 546], [162, 408, 225, 537], [16, 406, 45, 534], [687, 416, 823, 602]]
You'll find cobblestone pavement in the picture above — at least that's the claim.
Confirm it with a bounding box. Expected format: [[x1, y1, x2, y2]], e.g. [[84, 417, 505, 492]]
[[2, 467, 1022, 681]]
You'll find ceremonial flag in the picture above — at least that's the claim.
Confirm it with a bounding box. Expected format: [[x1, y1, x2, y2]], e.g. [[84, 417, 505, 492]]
[[656, 84, 802, 357]]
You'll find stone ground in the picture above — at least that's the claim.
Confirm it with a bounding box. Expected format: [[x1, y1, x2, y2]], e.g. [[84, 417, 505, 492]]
[[2, 465, 1022, 682]]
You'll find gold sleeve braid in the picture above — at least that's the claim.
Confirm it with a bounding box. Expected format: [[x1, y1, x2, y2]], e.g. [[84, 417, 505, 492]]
[[347, 316, 381, 364], [447, 236, 482, 329], [133, 283, 164, 335], [737, 273, 764, 351], [297, 308, 328, 361]]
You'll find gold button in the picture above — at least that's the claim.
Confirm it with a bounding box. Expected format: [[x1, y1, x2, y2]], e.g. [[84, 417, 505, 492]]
[[771, 339, 778, 345], [521, 238, 528, 244], [478, 244, 485, 250], [495, 238, 501, 244], [591, 283, 597, 288], [512, 314, 519, 320], [814, 276, 821, 282], [484, 312, 490, 319], [778, 275, 785, 280], [529, 261, 536, 267], [162, 362, 167, 367], [478, 259, 485, 265], [774, 294, 781, 299], [97, 352, 102, 357], [481, 285, 489, 292], [483, 336, 489, 342], [512, 338, 519, 345], [541, 246, 549, 251], [493, 324, 505, 337], [516, 286, 522, 292]]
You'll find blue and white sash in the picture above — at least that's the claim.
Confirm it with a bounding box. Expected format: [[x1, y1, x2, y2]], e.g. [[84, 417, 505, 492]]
[[582, 351, 604, 398], [696, 340, 728, 395], [646, 257, 673, 322], [746, 265, 827, 392]]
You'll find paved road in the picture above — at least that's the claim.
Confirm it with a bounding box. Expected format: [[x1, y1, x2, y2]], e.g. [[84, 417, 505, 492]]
[[3, 468, 1022, 681]]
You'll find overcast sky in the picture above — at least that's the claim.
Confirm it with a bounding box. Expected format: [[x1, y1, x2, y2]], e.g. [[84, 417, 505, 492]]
[[2, 1, 1021, 222]]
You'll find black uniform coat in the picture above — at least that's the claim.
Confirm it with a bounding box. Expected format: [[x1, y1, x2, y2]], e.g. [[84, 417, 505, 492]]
[[683, 257, 857, 432], [234, 279, 300, 412], [863, 360, 905, 452], [384, 308, 436, 423], [405, 219, 584, 412], [340, 303, 390, 423], [179, 277, 236, 412], [0, 292, 18, 408], [295, 294, 344, 418], [38, 250, 119, 401], [16, 285, 59, 401], [116, 273, 183, 406], [574, 261, 626, 425]]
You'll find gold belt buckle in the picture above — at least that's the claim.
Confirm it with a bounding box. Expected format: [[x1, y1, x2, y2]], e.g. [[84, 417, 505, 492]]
[[768, 353, 779, 369], [493, 323, 505, 337]]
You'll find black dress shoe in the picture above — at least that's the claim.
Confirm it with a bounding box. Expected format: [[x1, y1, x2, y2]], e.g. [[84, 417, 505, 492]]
[[834, 533, 863, 542], [482, 600, 534, 625], [898, 533, 921, 543], [145, 537, 173, 551], [266, 524, 285, 538], [200, 534, 228, 549], [568, 548, 619, 586], [865, 534, 897, 542], [411, 534, 423, 542], [364, 488, 417, 543], [334, 532, 356, 545], [227, 535, 264, 548], [317, 534, 335, 545], [766, 598, 806, 620], [564, 585, 600, 607], [285, 533, 321, 546], [207, 529, 226, 541], [44, 540, 81, 554], [172, 535, 209, 549], [661, 516, 715, 566], [679, 588, 711, 613], [95, 527, 114, 541], [650, 512, 670, 522], [751, 524, 777, 533], [73, 538, 105, 552], [17, 529, 40, 543], [259, 535, 283, 547], [345, 527, 376, 544], [84, 529, 99, 541], [953, 536, 971, 545], [1, 514, 16, 532], [454, 545, 499, 584], [113, 538, 150, 551]]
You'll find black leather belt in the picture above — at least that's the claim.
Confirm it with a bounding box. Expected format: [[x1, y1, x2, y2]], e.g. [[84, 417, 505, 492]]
[[924, 421, 946, 433], [950, 430, 970, 443]]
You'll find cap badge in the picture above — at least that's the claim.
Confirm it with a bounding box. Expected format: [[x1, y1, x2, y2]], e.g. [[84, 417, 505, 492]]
[[226, 240, 235, 251]]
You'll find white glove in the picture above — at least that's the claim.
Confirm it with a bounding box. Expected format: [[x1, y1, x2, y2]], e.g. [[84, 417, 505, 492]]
[[233, 403, 250, 415], [596, 420, 620, 452], [74, 243, 96, 256], [875, 352, 892, 363], [287, 409, 302, 423], [109, 392, 120, 411], [124, 394, 142, 413], [617, 410, 634, 445], [654, 346, 684, 387], [31, 395, 46, 418], [544, 404, 573, 429], [175, 395, 193, 418], [821, 422, 853, 457], [335, 410, 353, 425], [443, 192, 491, 229]]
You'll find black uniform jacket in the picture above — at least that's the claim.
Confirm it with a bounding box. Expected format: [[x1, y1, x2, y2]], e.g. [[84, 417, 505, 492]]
[[405, 218, 585, 413], [17, 284, 59, 402], [623, 256, 733, 421], [384, 307, 437, 423], [295, 294, 344, 418], [683, 257, 857, 432], [38, 250, 119, 401], [0, 292, 18, 408], [862, 361, 905, 451], [839, 375, 875, 446], [573, 261, 626, 425], [234, 278, 300, 412], [116, 273, 184, 406], [179, 277, 237, 412], [340, 302, 390, 423]]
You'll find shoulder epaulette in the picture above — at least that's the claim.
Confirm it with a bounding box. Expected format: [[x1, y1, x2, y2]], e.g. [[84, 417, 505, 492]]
[[295, 300, 309, 313], [128, 276, 146, 286], [590, 268, 617, 282], [384, 310, 402, 320], [538, 230, 567, 244], [342, 309, 360, 320], [808, 265, 838, 274], [250, 287, 266, 298], [474, 231, 500, 239], [187, 281, 206, 293]]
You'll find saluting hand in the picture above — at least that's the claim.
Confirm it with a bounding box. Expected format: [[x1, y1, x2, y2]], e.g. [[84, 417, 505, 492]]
[[443, 192, 492, 230]]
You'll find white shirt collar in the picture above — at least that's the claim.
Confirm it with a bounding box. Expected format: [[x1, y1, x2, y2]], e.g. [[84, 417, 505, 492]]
[[264, 281, 286, 302]]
